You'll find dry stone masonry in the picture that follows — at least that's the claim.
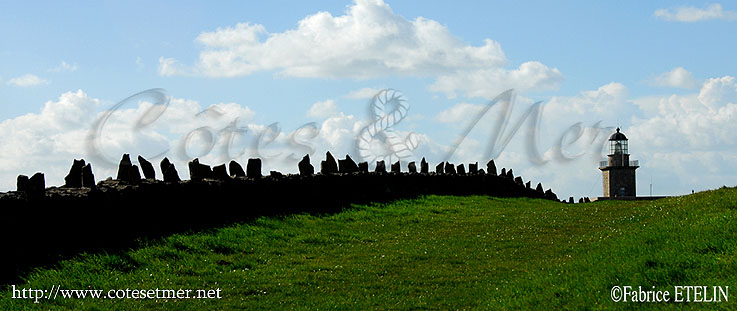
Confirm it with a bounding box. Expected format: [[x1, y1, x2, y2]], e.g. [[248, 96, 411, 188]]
[[5, 152, 573, 205]]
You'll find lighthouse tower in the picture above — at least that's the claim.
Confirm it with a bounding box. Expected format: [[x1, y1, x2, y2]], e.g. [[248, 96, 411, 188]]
[[599, 128, 639, 197]]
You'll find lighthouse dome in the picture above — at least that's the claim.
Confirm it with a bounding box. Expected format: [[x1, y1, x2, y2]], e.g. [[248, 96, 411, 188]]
[[609, 128, 627, 141]]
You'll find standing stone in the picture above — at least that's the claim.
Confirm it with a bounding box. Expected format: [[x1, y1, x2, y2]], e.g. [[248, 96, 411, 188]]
[[160, 157, 172, 177], [270, 171, 283, 178], [130, 165, 142, 184], [391, 161, 401, 173], [357, 162, 369, 173], [160, 157, 181, 182], [298, 155, 314, 176], [320, 152, 338, 174], [479, 169, 486, 175], [500, 168, 506, 177], [408, 162, 417, 173], [116, 154, 132, 182], [469, 162, 478, 174], [137, 155, 156, 180], [375, 160, 386, 173], [65, 159, 86, 187], [188, 158, 212, 181], [568, 197, 574, 204], [584, 197, 591, 203], [536, 183, 544, 193], [444, 162, 456, 175], [525, 181, 531, 189], [578, 197, 584, 203], [420, 157, 429, 174], [247, 158, 262, 178], [514, 176, 524, 186], [457, 164, 466, 175], [17, 175, 29, 192], [82, 164, 95, 187], [507, 169, 514, 180], [28, 172, 45, 195], [229, 160, 246, 177], [486, 159, 497, 176], [435, 162, 444, 174], [338, 155, 358, 173], [212, 164, 229, 180]]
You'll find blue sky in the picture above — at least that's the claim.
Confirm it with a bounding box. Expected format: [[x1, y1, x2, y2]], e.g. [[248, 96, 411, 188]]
[[1, 0, 736, 197]]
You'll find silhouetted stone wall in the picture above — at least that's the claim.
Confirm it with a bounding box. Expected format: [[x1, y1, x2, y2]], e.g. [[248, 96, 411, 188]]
[[1, 152, 566, 284]]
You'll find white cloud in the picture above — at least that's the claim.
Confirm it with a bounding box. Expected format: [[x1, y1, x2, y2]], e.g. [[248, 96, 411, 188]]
[[307, 99, 339, 119], [655, 3, 737, 22], [317, 113, 363, 150], [698, 76, 737, 108], [7, 74, 50, 87], [492, 77, 737, 196], [631, 76, 737, 148], [158, 0, 560, 98], [0, 90, 259, 191], [161, 0, 507, 78], [445, 78, 736, 196], [544, 82, 630, 119], [0, 88, 412, 191], [435, 103, 484, 124], [0, 90, 99, 190], [0, 88, 411, 191], [345, 87, 384, 99], [48, 61, 78, 72], [430, 61, 563, 99], [649, 67, 700, 89], [158, 57, 192, 76], [627, 75, 737, 192]]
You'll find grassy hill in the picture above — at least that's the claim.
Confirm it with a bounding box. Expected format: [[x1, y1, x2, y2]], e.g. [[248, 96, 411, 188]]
[[2, 187, 736, 310]]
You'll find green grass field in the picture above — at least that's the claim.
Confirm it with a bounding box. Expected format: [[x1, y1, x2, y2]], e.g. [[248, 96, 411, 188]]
[[2, 187, 736, 310]]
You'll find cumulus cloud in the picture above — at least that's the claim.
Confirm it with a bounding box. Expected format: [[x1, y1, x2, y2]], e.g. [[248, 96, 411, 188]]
[[158, 0, 561, 98], [627, 75, 737, 193], [439, 78, 736, 197], [158, 57, 192, 76], [542, 82, 631, 126], [435, 103, 484, 124], [7, 74, 49, 87], [0, 87, 439, 191], [430, 61, 563, 99], [698, 76, 737, 108], [48, 61, 78, 73], [164, 0, 505, 78], [631, 76, 737, 148], [655, 3, 737, 22], [648, 67, 700, 89], [345, 87, 384, 99], [492, 77, 736, 196], [307, 100, 339, 119], [0, 91, 98, 190], [0, 88, 410, 191], [0, 90, 259, 191]]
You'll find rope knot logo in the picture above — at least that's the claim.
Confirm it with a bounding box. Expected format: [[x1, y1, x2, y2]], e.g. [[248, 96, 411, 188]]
[[356, 89, 419, 164]]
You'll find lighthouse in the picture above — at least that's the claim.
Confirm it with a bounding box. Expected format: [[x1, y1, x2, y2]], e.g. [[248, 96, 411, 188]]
[[599, 128, 638, 197]]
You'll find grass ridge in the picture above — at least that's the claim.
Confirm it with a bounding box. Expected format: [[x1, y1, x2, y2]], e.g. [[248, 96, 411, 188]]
[[2, 187, 736, 310]]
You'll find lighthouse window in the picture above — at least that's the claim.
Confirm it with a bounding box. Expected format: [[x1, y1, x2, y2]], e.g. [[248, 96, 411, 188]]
[[609, 140, 628, 155]]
